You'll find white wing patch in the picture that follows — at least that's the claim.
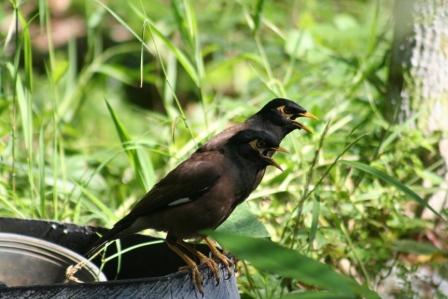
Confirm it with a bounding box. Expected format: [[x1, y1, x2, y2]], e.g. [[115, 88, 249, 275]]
[[168, 197, 191, 207]]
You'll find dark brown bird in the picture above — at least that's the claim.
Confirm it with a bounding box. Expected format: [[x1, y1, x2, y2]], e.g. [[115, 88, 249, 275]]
[[199, 98, 317, 195], [86, 129, 286, 290], [199, 98, 317, 152]]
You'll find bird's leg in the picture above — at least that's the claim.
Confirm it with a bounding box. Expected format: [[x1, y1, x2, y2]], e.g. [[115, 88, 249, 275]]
[[166, 240, 203, 294], [204, 237, 234, 278], [177, 240, 220, 285]]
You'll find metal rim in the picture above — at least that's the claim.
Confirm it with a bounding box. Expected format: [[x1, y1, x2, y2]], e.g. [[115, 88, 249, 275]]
[[0, 232, 107, 282]]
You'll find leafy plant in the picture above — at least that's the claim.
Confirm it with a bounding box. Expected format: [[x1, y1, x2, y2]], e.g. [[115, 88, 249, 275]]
[[1, 0, 446, 298]]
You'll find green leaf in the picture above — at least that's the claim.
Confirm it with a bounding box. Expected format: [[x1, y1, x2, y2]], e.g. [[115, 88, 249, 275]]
[[308, 196, 320, 247], [51, 59, 69, 83], [18, 11, 33, 90], [252, 0, 266, 34], [76, 183, 115, 222], [143, 18, 200, 86], [97, 0, 200, 86], [341, 160, 446, 222], [208, 231, 379, 299], [95, 65, 134, 85], [217, 202, 269, 238], [15, 74, 32, 153], [393, 240, 445, 255], [281, 291, 353, 299], [38, 126, 46, 218], [105, 100, 155, 190]]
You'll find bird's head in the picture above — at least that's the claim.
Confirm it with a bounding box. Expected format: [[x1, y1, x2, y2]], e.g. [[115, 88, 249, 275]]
[[255, 98, 318, 134], [228, 130, 286, 171]]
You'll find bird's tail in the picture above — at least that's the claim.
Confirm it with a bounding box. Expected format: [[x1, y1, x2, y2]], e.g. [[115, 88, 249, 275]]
[[85, 217, 132, 258]]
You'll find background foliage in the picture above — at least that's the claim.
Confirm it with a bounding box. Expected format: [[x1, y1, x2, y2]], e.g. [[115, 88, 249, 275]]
[[1, 0, 447, 298]]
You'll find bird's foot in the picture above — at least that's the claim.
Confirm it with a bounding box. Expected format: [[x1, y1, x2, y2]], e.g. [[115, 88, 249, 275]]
[[167, 240, 204, 294], [212, 250, 234, 279], [179, 264, 204, 294], [177, 240, 221, 285], [205, 238, 234, 279], [198, 255, 220, 285]]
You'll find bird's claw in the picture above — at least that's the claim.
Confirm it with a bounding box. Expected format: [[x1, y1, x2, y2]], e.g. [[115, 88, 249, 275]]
[[199, 256, 220, 285], [179, 264, 204, 294], [204, 238, 234, 279], [218, 254, 234, 280], [210, 250, 233, 279]]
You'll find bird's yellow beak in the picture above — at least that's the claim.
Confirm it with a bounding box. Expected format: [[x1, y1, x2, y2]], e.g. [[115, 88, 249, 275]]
[[291, 111, 318, 133], [299, 111, 319, 120], [263, 156, 283, 171], [270, 146, 289, 153], [291, 121, 313, 133], [260, 146, 287, 170]]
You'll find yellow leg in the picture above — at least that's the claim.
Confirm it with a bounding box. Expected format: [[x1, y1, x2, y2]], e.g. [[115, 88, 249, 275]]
[[205, 237, 233, 278], [178, 240, 220, 284], [167, 241, 203, 293]]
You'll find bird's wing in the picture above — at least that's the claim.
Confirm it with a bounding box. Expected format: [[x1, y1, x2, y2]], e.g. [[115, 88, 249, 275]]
[[127, 152, 223, 218], [85, 152, 223, 257]]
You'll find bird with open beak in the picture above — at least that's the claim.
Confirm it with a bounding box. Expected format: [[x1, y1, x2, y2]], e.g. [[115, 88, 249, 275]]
[[199, 98, 318, 152], [199, 98, 318, 195], [86, 129, 287, 292]]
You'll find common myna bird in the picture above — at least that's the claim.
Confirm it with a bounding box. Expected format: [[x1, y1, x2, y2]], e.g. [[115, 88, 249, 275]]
[[86, 129, 286, 291], [199, 98, 318, 152], [199, 98, 317, 194]]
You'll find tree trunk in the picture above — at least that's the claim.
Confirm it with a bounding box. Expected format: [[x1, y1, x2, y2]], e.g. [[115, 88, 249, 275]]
[[388, 0, 448, 130], [388, 0, 448, 219]]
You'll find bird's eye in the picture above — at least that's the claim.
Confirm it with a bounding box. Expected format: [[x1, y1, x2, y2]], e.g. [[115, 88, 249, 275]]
[[283, 106, 294, 114], [256, 140, 266, 148]]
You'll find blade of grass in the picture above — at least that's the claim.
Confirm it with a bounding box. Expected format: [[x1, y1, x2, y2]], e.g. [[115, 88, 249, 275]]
[[340, 222, 371, 287], [392, 239, 446, 255], [170, 0, 193, 47], [283, 121, 329, 244], [17, 11, 33, 90], [15, 74, 32, 155], [56, 44, 138, 123], [38, 126, 46, 218], [341, 160, 446, 222], [97, 0, 200, 87], [76, 183, 115, 221], [209, 231, 380, 299], [252, 0, 266, 34], [365, 0, 380, 58], [0, 192, 25, 218], [102, 240, 164, 263], [281, 291, 353, 299], [283, 133, 367, 246], [133, 0, 198, 141], [38, 0, 46, 27], [308, 196, 320, 251], [143, 18, 200, 87], [145, 24, 198, 143], [105, 100, 155, 190]]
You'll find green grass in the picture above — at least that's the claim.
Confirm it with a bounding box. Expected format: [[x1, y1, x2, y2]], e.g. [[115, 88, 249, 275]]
[[1, 0, 447, 298]]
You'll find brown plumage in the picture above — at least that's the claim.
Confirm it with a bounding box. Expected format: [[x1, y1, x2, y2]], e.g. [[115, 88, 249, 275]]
[[86, 130, 283, 257], [199, 98, 317, 152]]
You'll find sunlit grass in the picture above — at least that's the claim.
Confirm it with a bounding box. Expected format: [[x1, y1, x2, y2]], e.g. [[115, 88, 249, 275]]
[[0, 0, 446, 298]]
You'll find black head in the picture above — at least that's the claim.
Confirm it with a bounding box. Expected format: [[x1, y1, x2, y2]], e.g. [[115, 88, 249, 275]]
[[254, 98, 318, 134], [227, 129, 287, 171]]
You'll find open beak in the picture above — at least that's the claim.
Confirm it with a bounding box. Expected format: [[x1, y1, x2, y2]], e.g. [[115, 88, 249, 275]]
[[291, 120, 313, 133], [263, 156, 283, 171], [270, 146, 288, 153], [299, 111, 319, 120], [291, 111, 318, 133]]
